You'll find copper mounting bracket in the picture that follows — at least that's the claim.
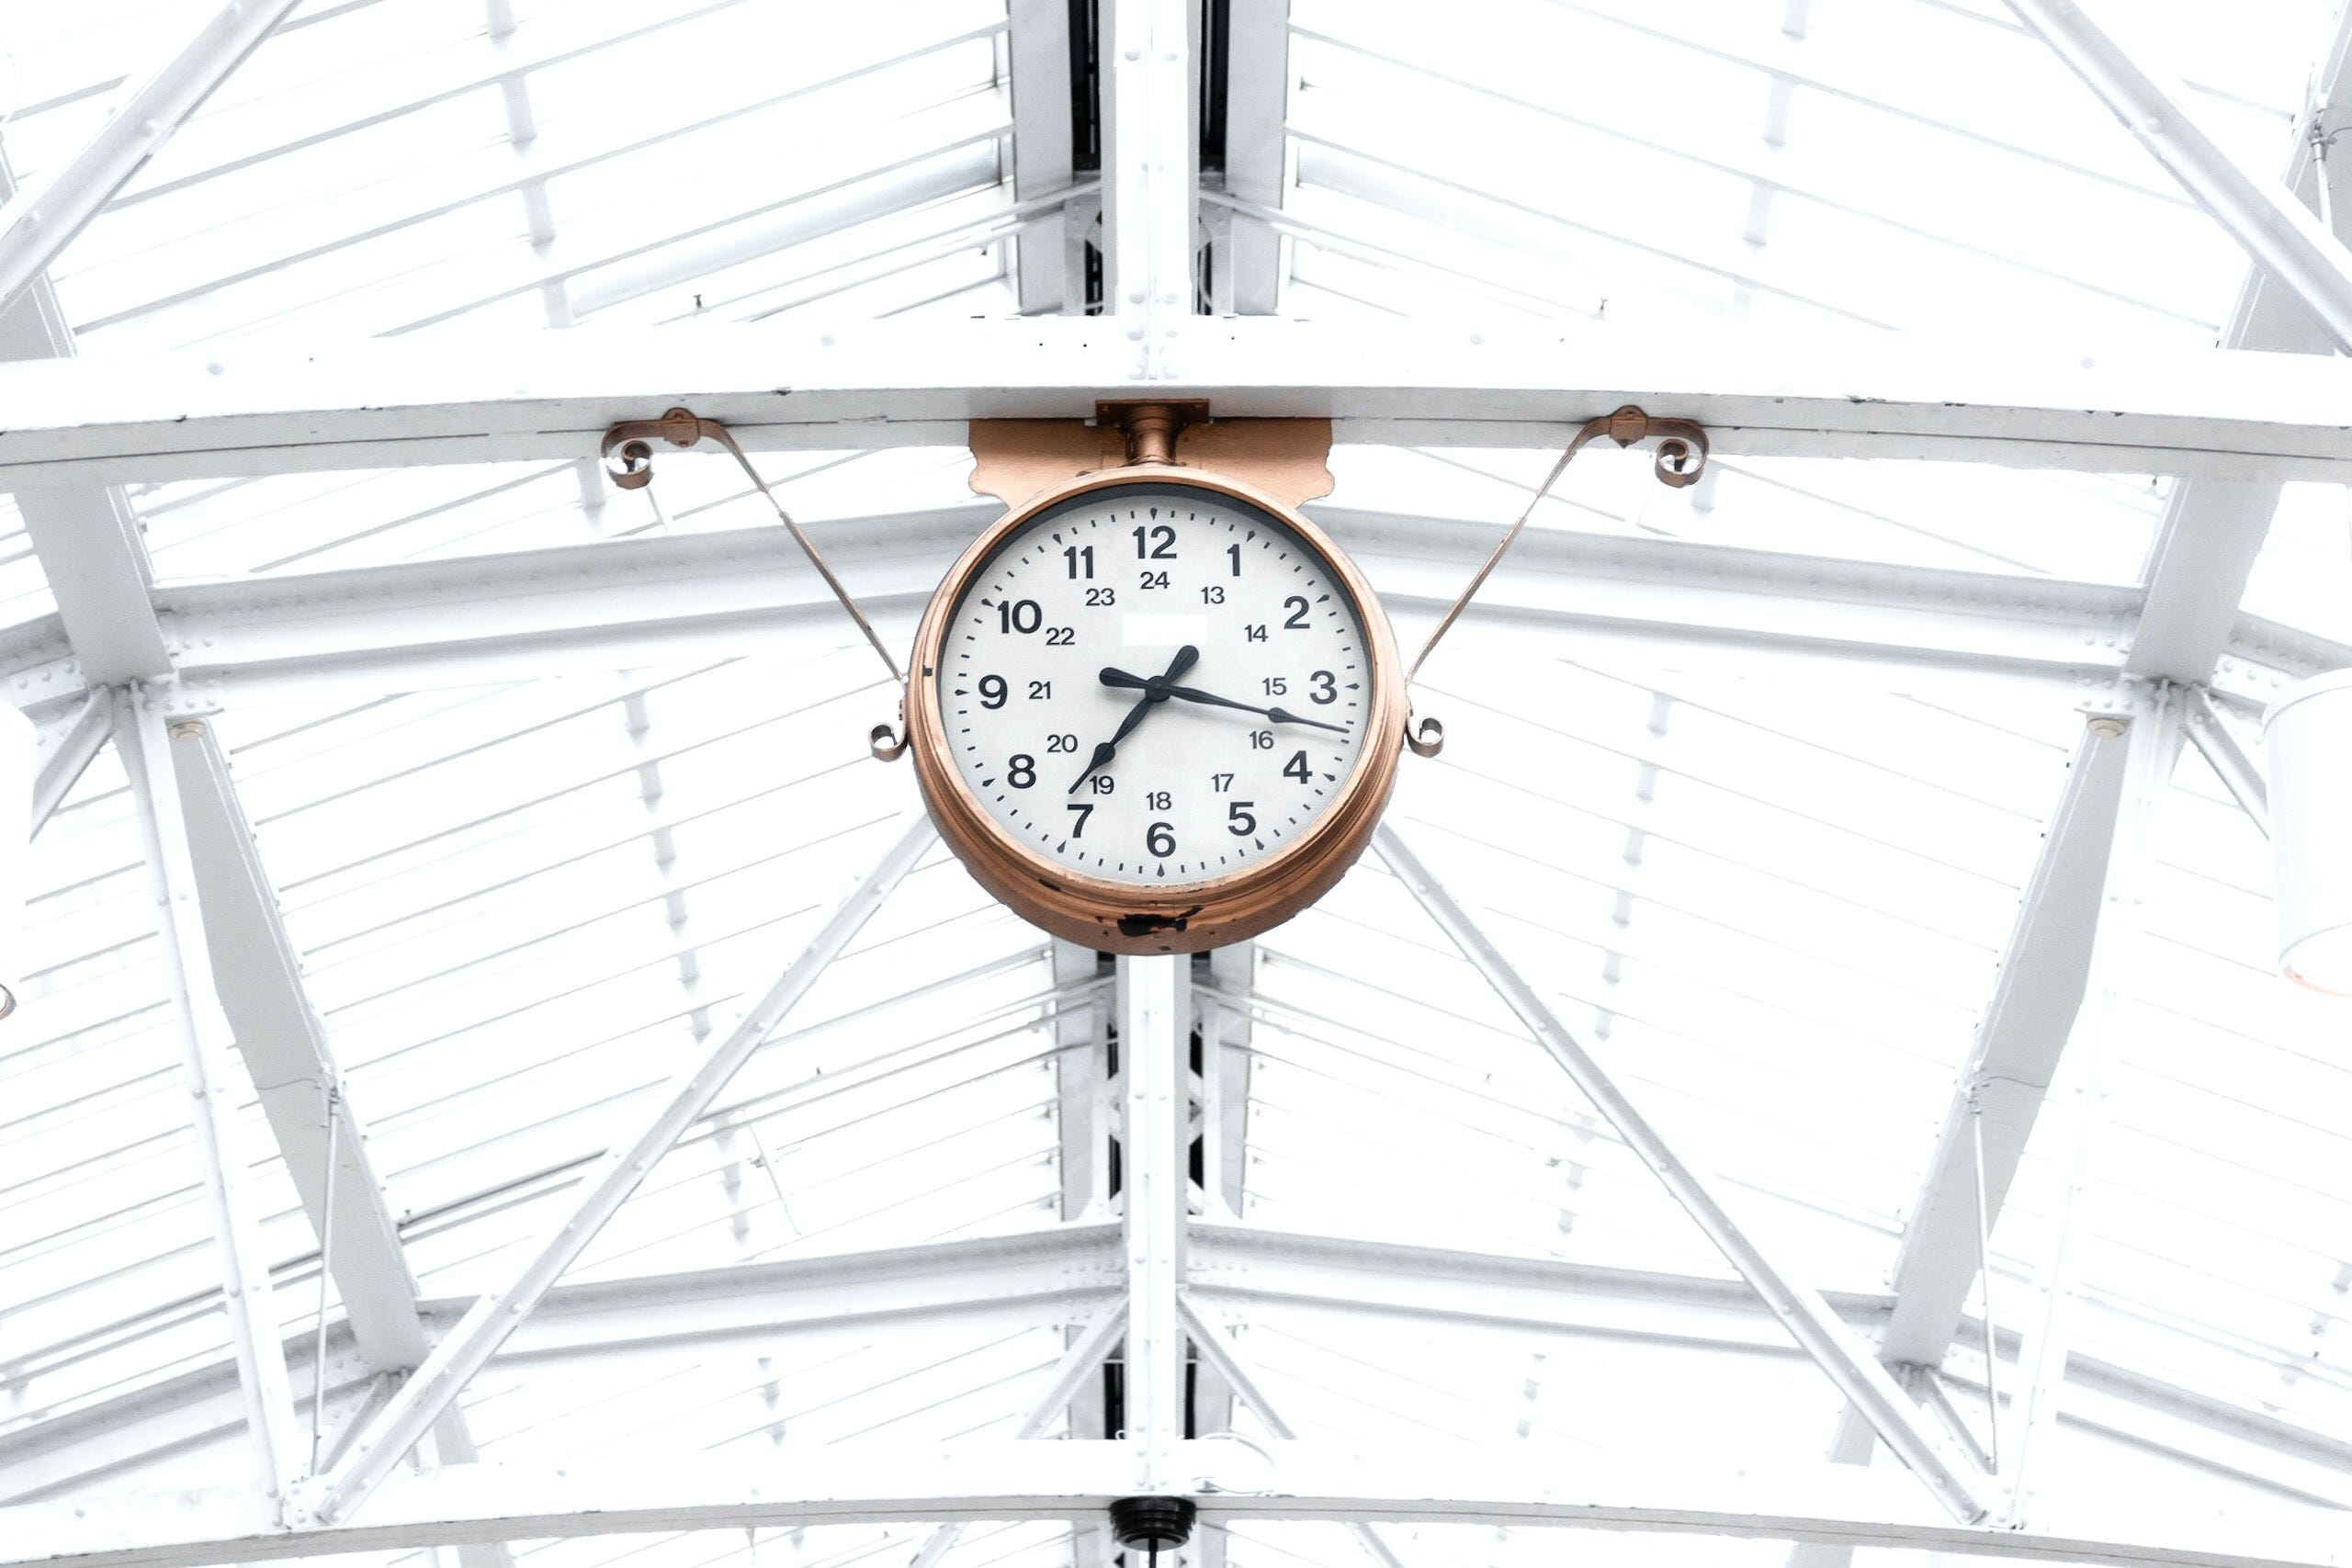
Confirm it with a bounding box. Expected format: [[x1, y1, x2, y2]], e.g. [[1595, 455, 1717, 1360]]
[[1097, 400, 1212, 466], [601, 406, 721, 490]]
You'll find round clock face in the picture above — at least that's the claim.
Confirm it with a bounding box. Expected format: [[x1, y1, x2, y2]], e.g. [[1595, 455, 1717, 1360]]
[[934, 481, 1374, 887]]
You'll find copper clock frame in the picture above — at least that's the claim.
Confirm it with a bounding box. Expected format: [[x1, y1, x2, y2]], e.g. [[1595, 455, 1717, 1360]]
[[905, 458, 1408, 954]]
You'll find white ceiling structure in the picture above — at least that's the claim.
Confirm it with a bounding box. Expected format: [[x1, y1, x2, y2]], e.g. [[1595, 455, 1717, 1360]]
[[5, 2, 2352, 1566]]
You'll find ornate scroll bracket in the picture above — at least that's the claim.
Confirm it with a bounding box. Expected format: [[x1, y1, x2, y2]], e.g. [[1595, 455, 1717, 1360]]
[[1403, 404, 1711, 758], [599, 407, 911, 758]]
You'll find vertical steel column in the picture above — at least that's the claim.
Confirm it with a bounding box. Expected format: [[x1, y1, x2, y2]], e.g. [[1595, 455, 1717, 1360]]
[[113, 690, 303, 1510], [1120, 954, 1189, 1488], [1102, 0, 1198, 378], [2005, 693, 2178, 1522]]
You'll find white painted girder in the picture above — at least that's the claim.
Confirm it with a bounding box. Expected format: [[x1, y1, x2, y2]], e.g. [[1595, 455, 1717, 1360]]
[[10, 320, 2352, 480], [2, 1440, 2344, 1568], [0, 0, 304, 317], [1375, 823, 1995, 1523], [299, 818, 935, 1525], [1005, 0, 1078, 313], [93, 503, 2148, 717], [1878, 716, 2134, 1369], [11, 1223, 2347, 1510]]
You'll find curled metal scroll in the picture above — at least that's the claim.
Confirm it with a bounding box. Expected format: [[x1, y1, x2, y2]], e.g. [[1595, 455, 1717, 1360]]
[[1402, 404, 1710, 759], [599, 408, 910, 724]]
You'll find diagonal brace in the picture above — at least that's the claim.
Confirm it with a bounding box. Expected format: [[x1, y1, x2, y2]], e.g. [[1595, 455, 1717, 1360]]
[[296, 818, 936, 1525], [1374, 824, 1994, 1525]]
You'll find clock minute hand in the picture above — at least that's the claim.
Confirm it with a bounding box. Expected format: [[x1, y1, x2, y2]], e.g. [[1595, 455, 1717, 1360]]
[[1101, 671, 1351, 736]]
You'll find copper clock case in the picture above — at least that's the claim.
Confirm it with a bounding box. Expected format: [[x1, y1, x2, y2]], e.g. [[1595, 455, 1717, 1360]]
[[905, 461, 1408, 954]]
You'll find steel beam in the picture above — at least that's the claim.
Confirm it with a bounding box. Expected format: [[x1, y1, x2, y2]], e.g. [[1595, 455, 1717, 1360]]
[[1006, 0, 1079, 312], [111, 504, 2142, 718], [4, 1440, 2346, 1568], [1216, 0, 1291, 312], [2182, 684, 2267, 834], [297, 817, 936, 1525], [0, 0, 303, 316], [28, 692, 107, 835], [908, 1306, 1128, 1568], [2004, 0, 2352, 354], [2124, 2, 2352, 686], [164, 719, 431, 1368], [2006, 696, 2179, 1522], [13, 1224, 2348, 1511], [1119, 954, 1189, 1482], [14, 321, 2352, 481], [1102, 0, 1196, 373], [1373, 823, 1994, 1524], [1180, 1298, 1405, 1568], [1878, 716, 2135, 1368], [112, 691, 303, 1509]]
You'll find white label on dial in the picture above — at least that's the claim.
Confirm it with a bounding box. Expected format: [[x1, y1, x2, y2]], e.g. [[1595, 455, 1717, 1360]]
[[938, 486, 1373, 888]]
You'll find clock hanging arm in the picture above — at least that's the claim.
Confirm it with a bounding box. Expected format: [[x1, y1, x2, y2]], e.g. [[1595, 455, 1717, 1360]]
[[600, 408, 913, 760], [1402, 405, 1710, 759]]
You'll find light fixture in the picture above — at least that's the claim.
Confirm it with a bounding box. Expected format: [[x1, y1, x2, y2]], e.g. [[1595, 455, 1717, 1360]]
[[2264, 670, 2352, 993]]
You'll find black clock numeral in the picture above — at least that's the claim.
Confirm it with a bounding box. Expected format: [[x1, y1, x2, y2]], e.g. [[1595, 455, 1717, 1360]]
[[1245, 624, 1268, 642], [998, 599, 1043, 634], [1046, 733, 1079, 753], [1262, 676, 1286, 696], [1008, 754, 1036, 788], [1282, 750, 1310, 783], [1201, 585, 1225, 604], [1090, 775, 1115, 795], [1283, 595, 1310, 629], [1227, 542, 1242, 576], [1249, 730, 1273, 750], [1227, 801, 1257, 836], [1133, 524, 1176, 559], [1138, 570, 1169, 591], [1309, 670, 1337, 704], [978, 674, 1008, 709], [1212, 772, 1234, 791], [1086, 587, 1117, 606], [1028, 680, 1052, 700], [1067, 803, 1094, 837], [1046, 626, 1076, 646], [1147, 821, 1176, 857], [1064, 544, 1094, 579], [1146, 790, 1171, 810]]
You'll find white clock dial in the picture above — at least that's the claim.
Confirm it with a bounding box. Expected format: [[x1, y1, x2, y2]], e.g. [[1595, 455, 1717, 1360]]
[[937, 482, 1374, 887]]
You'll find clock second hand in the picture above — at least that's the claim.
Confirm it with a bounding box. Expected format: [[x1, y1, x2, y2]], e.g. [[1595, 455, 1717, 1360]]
[[1098, 668, 1351, 735], [1069, 645, 1200, 794]]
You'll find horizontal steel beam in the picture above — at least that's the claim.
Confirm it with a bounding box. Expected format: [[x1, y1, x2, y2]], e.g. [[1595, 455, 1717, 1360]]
[[6, 321, 2352, 481], [1, 1440, 2342, 1568], [109, 505, 2142, 710], [10, 1223, 2346, 1508]]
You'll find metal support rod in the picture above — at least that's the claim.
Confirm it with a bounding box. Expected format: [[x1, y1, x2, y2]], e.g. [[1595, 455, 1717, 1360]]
[[300, 818, 937, 1525], [1967, 1094, 1998, 1478], [29, 693, 109, 836], [1373, 823, 1994, 1525], [309, 1085, 340, 1476], [1120, 954, 1187, 1489], [113, 691, 305, 1510], [1178, 1298, 1407, 1568], [908, 1305, 1130, 1568]]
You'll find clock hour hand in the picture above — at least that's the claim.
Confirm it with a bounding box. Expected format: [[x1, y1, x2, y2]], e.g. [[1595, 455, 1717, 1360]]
[[1098, 670, 1351, 735], [1069, 645, 1199, 793]]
